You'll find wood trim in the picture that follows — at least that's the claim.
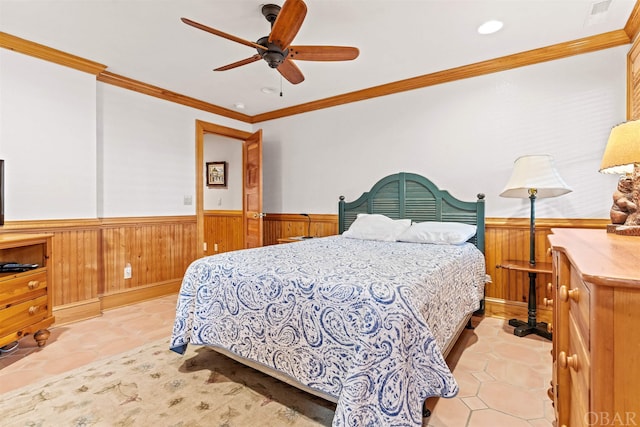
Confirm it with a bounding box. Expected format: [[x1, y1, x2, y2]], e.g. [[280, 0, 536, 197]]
[[195, 120, 253, 258], [99, 215, 196, 227], [628, 24, 640, 120], [97, 71, 252, 123], [625, 1, 640, 43], [0, 218, 102, 231], [484, 297, 553, 325], [52, 298, 102, 326], [203, 210, 243, 216], [265, 213, 338, 222], [0, 32, 107, 75], [251, 30, 630, 122], [486, 217, 609, 229], [100, 280, 181, 311], [0, 31, 107, 75], [3, 26, 632, 123]]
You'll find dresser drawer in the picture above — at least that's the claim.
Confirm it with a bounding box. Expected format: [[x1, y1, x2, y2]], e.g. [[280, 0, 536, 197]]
[[563, 268, 590, 348], [563, 314, 590, 427], [0, 295, 49, 336], [0, 270, 47, 306]]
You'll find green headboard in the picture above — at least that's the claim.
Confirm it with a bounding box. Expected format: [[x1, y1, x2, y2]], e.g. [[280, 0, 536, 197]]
[[338, 172, 486, 253]]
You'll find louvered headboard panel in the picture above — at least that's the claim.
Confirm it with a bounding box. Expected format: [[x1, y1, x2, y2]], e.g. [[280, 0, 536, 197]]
[[338, 172, 485, 253]]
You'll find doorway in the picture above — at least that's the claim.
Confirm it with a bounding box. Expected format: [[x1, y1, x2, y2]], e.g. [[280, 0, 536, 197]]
[[195, 120, 263, 259]]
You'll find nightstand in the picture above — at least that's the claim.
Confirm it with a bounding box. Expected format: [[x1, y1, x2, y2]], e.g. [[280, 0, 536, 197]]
[[497, 259, 552, 340]]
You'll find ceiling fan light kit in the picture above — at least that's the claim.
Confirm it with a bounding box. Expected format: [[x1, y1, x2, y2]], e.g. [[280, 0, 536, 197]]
[[181, 0, 359, 85]]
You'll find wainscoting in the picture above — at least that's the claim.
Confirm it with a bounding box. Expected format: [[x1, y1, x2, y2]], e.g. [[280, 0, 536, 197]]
[[1, 214, 607, 326], [1, 217, 196, 325]]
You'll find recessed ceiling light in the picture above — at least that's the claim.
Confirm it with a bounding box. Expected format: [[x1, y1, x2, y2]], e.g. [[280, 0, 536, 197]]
[[478, 20, 504, 35], [261, 87, 276, 94], [234, 102, 245, 109]]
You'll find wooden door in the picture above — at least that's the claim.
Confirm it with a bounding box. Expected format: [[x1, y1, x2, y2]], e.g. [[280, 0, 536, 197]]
[[243, 130, 263, 248]]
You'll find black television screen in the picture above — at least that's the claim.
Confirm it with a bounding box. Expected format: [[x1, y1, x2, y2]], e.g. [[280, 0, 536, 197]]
[[0, 159, 4, 226]]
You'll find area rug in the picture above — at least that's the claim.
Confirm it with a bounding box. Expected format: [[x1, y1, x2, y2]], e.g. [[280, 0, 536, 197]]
[[0, 338, 336, 426]]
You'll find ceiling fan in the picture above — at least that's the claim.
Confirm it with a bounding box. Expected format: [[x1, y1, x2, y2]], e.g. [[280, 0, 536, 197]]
[[181, 0, 359, 84]]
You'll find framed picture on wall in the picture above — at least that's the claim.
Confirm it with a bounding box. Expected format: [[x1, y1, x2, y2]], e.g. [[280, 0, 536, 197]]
[[206, 161, 227, 187]]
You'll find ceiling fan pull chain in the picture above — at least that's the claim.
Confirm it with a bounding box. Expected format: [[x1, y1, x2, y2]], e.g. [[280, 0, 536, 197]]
[[280, 76, 283, 97]]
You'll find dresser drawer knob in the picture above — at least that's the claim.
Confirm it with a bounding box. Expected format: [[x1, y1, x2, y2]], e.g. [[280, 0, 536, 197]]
[[559, 286, 579, 303], [543, 298, 553, 307], [547, 282, 553, 294], [28, 280, 40, 289], [28, 305, 40, 315], [558, 351, 579, 371]]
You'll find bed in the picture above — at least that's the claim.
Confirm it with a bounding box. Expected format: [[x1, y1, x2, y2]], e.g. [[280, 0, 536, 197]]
[[170, 172, 486, 427]]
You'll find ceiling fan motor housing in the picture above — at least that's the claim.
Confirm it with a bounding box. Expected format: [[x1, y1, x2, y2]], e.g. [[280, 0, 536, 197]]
[[261, 4, 281, 25], [256, 36, 288, 68]]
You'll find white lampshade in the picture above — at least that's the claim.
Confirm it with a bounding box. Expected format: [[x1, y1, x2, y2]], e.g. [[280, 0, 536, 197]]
[[600, 120, 640, 174], [500, 155, 572, 199]]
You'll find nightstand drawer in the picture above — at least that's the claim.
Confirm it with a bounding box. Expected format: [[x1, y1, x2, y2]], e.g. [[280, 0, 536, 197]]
[[0, 295, 49, 336], [0, 270, 47, 306]]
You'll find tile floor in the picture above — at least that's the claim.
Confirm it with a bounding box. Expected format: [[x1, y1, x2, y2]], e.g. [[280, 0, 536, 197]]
[[0, 295, 555, 426]]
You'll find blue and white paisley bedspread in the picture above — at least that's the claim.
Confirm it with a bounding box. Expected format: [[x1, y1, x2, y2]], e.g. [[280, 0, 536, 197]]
[[170, 235, 486, 427]]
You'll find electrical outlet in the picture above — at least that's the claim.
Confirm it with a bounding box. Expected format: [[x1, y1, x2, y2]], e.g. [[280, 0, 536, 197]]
[[214, 243, 218, 252], [124, 263, 132, 279], [203, 242, 208, 251]]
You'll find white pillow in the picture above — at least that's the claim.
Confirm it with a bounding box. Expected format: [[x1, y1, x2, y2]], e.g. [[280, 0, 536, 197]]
[[397, 221, 477, 245], [343, 214, 411, 242]]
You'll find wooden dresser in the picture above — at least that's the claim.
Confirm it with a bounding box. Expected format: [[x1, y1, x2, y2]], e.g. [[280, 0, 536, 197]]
[[0, 233, 54, 348], [548, 228, 640, 427]]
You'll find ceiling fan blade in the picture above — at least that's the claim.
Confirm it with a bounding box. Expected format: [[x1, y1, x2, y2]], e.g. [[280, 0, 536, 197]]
[[277, 59, 305, 85], [288, 46, 359, 61], [181, 17, 266, 51], [214, 54, 262, 71], [268, 0, 307, 48]]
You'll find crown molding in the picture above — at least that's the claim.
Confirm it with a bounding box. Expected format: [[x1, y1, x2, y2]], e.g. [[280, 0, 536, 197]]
[[252, 29, 631, 123], [1, 19, 635, 124], [0, 31, 106, 75], [96, 71, 252, 123]]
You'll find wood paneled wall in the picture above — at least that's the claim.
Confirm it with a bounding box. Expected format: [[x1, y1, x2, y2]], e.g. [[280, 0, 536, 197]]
[[0, 214, 608, 326], [1, 216, 196, 324], [203, 210, 244, 255], [263, 214, 339, 245]]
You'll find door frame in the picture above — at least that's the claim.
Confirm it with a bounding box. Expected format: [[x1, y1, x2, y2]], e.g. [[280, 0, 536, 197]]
[[195, 119, 255, 259]]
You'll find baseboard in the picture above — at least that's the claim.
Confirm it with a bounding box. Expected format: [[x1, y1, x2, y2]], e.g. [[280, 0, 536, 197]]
[[484, 297, 552, 325], [51, 281, 181, 326], [100, 279, 181, 311], [52, 298, 102, 326]]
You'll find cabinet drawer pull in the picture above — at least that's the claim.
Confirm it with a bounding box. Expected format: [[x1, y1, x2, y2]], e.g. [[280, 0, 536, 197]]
[[28, 305, 40, 315], [558, 351, 579, 371], [559, 285, 579, 303], [28, 280, 41, 289], [547, 282, 553, 294], [543, 298, 553, 307]]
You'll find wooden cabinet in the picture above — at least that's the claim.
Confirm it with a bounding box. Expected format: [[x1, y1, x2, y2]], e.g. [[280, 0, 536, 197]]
[[0, 233, 54, 348], [549, 228, 640, 427]]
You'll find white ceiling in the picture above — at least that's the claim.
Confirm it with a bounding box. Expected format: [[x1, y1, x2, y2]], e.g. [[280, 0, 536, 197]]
[[0, 0, 636, 116]]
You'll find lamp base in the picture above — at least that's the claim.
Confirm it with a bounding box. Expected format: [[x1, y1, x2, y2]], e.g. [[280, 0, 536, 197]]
[[613, 225, 640, 236], [606, 224, 619, 233], [508, 318, 552, 340]]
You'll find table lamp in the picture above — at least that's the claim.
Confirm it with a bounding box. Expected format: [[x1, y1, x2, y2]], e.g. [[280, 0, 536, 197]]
[[300, 213, 312, 238], [600, 120, 640, 236], [500, 155, 572, 339]]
